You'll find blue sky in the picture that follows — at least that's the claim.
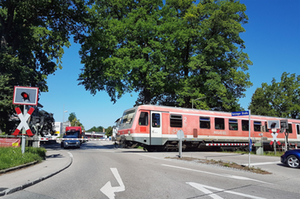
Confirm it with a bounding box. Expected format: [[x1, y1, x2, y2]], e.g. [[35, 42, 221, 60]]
[[39, 0, 300, 131]]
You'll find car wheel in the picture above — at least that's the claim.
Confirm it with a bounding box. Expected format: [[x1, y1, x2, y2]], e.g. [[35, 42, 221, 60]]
[[287, 155, 300, 168]]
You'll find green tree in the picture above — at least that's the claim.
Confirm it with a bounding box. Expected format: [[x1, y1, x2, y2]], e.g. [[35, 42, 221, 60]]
[[0, 0, 91, 133], [0, 74, 14, 133], [78, 0, 166, 104], [68, 113, 77, 123], [165, 0, 252, 111], [86, 126, 104, 132], [78, 0, 252, 112], [249, 72, 300, 119], [86, 126, 97, 132], [70, 118, 84, 130], [68, 112, 85, 130], [105, 126, 113, 137]]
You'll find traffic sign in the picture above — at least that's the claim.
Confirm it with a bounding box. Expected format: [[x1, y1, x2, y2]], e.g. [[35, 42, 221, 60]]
[[232, 110, 252, 167], [13, 107, 35, 136], [280, 120, 288, 129], [269, 129, 281, 145], [231, 111, 249, 116], [13, 86, 39, 106], [267, 120, 280, 129], [177, 130, 184, 139]]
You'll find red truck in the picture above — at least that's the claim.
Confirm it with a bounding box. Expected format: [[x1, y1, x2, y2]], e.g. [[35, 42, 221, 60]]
[[61, 126, 83, 149]]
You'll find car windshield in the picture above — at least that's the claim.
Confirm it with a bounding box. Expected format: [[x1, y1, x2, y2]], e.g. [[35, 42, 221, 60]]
[[65, 130, 79, 137]]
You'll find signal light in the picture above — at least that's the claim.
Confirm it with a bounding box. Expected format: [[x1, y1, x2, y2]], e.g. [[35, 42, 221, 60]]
[[21, 92, 30, 101]]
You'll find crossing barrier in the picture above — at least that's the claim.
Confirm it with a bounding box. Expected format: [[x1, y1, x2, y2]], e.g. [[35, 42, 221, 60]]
[[30, 137, 110, 141], [0, 136, 110, 142], [206, 143, 253, 146]]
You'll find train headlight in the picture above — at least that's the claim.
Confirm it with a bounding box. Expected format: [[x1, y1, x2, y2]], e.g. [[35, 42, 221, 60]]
[[128, 131, 131, 135]]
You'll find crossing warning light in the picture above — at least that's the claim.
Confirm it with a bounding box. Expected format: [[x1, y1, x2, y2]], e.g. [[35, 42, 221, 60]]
[[13, 86, 39, 106], [21, 92, 30, 101]]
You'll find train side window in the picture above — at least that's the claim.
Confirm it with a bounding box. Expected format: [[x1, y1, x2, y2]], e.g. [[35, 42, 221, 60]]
[[254, 121, 261, 132], [152, 113, 160, 127], [242, 120, 249, 131], [229, 119, 238, 130], [297, 124, 300, 135], [264, 122, 268, 132], [215, 118, 224, 130], [139, 112, 148, 126], [200, 117, 210, 129], [287, 123, 292, 133], [170, 115, 182, 127]]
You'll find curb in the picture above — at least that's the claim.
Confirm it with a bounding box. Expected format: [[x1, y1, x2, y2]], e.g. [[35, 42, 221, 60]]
[[0, 152, 73, 197], [0, 161, 39, 174]]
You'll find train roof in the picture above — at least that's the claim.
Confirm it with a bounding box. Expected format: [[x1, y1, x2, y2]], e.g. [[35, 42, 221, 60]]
[[123, 104, 300, 122]]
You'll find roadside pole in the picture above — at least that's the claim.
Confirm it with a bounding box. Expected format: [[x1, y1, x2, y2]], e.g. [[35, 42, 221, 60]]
[[179, 138, 182, 158], [177, 130, 184, 158], [231, 110, 251, 168], [248, 110, 251, 168], [12, 86, 39, 153], [274, 140, 276, 155], [21, 105, 27, 154]]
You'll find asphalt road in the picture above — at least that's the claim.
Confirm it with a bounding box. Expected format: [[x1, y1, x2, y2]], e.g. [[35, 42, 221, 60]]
[[2, 140, 300, 199]]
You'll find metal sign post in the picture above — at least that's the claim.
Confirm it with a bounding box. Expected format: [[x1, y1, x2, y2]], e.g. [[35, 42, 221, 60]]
[[12, 86, 38, 154], [232, 110, 251, 168], [177, 130, 184, 158], [21, 105, 27, 154], [248, 110, 251, 168]]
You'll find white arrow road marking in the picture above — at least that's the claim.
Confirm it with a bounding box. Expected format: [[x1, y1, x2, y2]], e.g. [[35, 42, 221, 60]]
[[162, 164, 269, 184], [187, 182, 265, 199], [100, 168, 125, 199]]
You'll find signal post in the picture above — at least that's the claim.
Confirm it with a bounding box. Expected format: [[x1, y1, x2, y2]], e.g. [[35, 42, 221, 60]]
[[13, 86, 39, 153]]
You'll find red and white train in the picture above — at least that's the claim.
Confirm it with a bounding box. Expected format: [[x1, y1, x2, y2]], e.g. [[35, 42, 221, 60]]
[[117, 105, 300, 151]]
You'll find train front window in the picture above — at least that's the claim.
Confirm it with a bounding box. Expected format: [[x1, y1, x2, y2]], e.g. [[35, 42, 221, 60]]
[[200, 117, 210, 129], [121, 110, 135, 124], [139, 112, 148, 126], [120, 109, 136, 128], [215, 118, 224, 130]]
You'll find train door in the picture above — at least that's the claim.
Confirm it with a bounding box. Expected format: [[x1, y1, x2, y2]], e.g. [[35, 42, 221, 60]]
[[296, 124, 300, 140], [150, 111, 162, 145]]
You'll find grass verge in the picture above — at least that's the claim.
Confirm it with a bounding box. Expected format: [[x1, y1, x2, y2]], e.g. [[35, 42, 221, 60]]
[[223, 150, 284, 157], [165, 156, 271, 174], [0, 147, 46, 171]]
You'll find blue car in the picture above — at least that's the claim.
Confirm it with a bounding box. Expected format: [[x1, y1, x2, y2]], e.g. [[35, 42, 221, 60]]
[[281, 149, 300, 168]]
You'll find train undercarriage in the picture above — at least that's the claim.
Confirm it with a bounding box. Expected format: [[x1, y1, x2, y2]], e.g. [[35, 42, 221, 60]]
[[118, 137, 299, 152], [119, 139, 251, 152]]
